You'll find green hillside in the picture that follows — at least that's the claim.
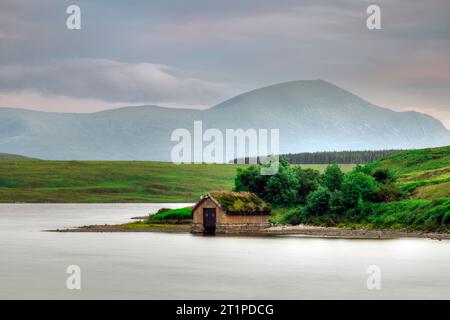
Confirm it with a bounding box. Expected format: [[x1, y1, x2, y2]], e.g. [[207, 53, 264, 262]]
[[370, 146, 450, 199], [0, 161, 347, 203], [348, 146, 449, 231]]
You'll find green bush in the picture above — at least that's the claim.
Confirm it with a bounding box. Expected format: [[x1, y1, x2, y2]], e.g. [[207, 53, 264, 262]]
[[294, 167, 322, 203], [282, 207, 306, 225], [372, 168, 396, 183], [305, 186, 331, 216], [443, 211, 450, 225], [265, 166, 299, 205], [234, 165, 269, 198], [354, 164, 372, 175], [323, 163, 344, 191], [329, 190, 346, 215], [370, 183, 404, 202], [342, 170, 378, 208]]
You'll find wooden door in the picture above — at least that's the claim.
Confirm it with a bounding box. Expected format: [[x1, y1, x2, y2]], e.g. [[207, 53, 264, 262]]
[[203, 208, 216, 229]]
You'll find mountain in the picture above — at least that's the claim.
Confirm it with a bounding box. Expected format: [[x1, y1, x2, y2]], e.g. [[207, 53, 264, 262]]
[[0, 80, 449, 160], [0, 152, 37, 160]]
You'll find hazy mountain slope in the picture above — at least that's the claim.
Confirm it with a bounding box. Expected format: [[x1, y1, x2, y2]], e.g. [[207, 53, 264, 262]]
[[0, 106, 201, 160], [205, 80, 450, 153], [0, 80, 448, 160], [0, 152, 37, 160]]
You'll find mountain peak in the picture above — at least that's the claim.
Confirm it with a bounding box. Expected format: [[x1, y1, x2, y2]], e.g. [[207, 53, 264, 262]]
[[0, 80, 448, 160], [212, 79, 362, 111]]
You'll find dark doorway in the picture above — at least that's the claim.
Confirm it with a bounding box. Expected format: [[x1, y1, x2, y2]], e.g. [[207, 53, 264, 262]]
[[203, 208, 216, 233]]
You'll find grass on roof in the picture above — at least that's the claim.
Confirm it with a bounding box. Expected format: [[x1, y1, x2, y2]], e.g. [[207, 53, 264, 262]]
[[209, 191, 271, 214]]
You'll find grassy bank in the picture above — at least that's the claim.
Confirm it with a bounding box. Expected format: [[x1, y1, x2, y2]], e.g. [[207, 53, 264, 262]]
[[0, 160, 352, 203], [281, 199, 449, 232], [369, 146, 450, 199], [107, 206, 193, 232]]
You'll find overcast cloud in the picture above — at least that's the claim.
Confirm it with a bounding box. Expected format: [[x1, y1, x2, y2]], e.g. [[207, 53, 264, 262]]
[[0, 0, 449, 127], [0, 59, 229, 107]]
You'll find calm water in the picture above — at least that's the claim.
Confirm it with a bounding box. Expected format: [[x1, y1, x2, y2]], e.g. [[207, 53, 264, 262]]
[[0, 204, 449, 300]]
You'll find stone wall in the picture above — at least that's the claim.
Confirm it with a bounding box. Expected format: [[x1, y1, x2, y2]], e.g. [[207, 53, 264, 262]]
[[215, 223, 271, 234]]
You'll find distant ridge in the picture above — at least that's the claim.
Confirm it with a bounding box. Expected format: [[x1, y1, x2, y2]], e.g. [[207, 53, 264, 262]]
[[0, 153, 38, 160], [235, 150, 407, 165], [0, 80, 449, 160]]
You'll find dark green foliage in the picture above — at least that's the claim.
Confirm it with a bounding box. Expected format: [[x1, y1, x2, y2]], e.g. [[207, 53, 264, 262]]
[[353, 164, 372, 175], [234, 165, 268, 198], [341, 171, 378, 207], [265, 166, 299, 205], [443, 211, 450, 224], [282, 207, 306, 225], [234, 159, 323, 206], [284, 150, 404, 164], [370, 183, 404, 202], [372, 168, 396, 183], [329, 190, 346, 215], [294, 167, 321, 203], [274, 146, 450, 232], [323, 163, 344, 191], [305, 187, 331, 216]]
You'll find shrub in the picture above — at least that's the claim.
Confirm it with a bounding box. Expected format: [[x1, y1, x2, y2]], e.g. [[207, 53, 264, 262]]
[[370, 183, 404, 202], [323, 163, 344, 191], [265, 166, 299, 205], [354, 164, 372, 175], [305, 186, 331, 216], [329, 190, 346, 215], [372, 168, 396, 183], [443, 211, 450, 225], [282, 207, 306, 225], [234, 165, 269, 198], [342, 171, 378, 208], [294, 167, 322, 203]]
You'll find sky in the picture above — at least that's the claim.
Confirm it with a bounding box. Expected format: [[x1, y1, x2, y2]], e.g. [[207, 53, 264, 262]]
[[0, 0, 449, 128]]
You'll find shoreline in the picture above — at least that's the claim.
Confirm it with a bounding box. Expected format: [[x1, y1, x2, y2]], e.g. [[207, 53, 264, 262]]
[[50, 223, 450, 240]]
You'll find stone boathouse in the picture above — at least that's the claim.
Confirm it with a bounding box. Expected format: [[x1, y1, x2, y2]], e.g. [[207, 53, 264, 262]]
[[191, 192, 271, 234]]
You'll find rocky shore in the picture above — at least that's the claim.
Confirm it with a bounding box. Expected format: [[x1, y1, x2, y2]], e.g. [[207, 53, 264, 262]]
[[51, 223, 450, 240], [262, 225, 450, 240]]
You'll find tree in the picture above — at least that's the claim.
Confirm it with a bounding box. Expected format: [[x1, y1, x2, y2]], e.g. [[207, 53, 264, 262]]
[[265, 166, 299, 205], [354, 164, 372, 175], [341, 171, 378, 208], [329, 190, 346, 215], [282, 207, 306, 225], [305, 186, 331, 216], [372, 168, 396, 183], [370, 183, 403, 202], [294, 167, 321, 203], [323, 163, 344, 191], [234, 165, 269, 199]]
